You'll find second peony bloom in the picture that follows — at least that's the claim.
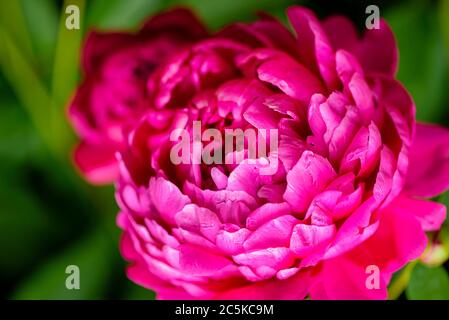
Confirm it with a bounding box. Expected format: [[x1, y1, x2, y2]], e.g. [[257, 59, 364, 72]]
[[69, 6, 449, 299]]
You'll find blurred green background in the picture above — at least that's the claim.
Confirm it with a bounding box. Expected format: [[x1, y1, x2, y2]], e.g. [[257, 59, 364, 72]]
[[1, 0, 449, 300]]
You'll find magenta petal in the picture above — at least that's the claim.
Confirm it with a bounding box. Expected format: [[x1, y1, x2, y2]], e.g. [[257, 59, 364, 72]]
[[73, 141, 119, 184], [246, 202, 292, 230], [179, 245, 232, 276], [357, 19, 398, 76], [256, 184, 286, 203], [175, 204, 221, 242], [216, 228, 250, 255], [226, 161, 266, 199], [405, 123, 449, 198], [216, 270, 311, 300], [284, 151, 336, 212], [81, 32, 133, 74], [348, 73, 375, 123], [140, 8, 207, 39], [290, 224, 336, 257], [287, 6, 339, 90], [311, 254, 387, 300], [340, 123, 382, 177], [149, 177, 190, 226], [335, 50, 364, 86], [233, 247, 294, 270], [345, 195, 427, 278], [388, 195, 446, 232], [243, 99, 281, 130], [257, 54, 325, 103], [243, 215, 298, 250], [322, 16, 358, 52], [314, 195, 426, 299]]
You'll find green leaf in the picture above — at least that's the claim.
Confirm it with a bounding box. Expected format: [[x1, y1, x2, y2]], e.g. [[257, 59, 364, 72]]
[[87, 0, 162, 30], [0, 29, 54, 152], [0, 163, 52, 276], [20, 0, 58, 73], [12, 227, 116, 299], [52, 0, 85, 106], [0, 1, 34, 61], [0, 96, 40, 160], [440, 0, 449, 56], [48, 0, 84, 156], [406, 263, 449, 300], [385, 0, 449, 123]]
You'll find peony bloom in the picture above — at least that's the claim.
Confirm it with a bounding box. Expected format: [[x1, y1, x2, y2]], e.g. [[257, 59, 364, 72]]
[[68, 8, 208, 184], [114, 6, 449, 299]]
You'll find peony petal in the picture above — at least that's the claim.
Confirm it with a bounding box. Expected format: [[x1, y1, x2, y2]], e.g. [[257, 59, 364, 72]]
[[290, 224, 336, 257], [336, 194, 427, 283], [287, 6, 339, 90], [348, 73, 375, 123], [356, 19, 398, 76], [216, 269, 311, 300], [148, 177, 190, 226], [246, 202, 292, 230], [405, 123, 449, 198], [244, 215, 298, 250], [184, 181, 257, 226], [315, 199, 427, 299], [175, 204, 221, 242], [257, 53, 325, 103], [387, 195, 446, 232], [211, 167, 228, 189], [310, 253, 387, 300], [335, 50, 364, 87], [73, 141, 119, 184], [322, 16, 358, 52], [324, 16, 398, 76], [284, 151, 336, 213], [140, 8, 207, 40], [179, 245, 232, 276], [340, 122, 382, 177], [81, 32, 134, 74], [216, 228, 250, 255], [233, 247, 294, 270]]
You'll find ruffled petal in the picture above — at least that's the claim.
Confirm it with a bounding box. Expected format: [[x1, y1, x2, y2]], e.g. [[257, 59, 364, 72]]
[[284, 151, 336, 213]]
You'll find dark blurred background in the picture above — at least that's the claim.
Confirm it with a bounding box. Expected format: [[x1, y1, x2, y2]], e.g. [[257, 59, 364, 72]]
[[1, 0, 448, 299]]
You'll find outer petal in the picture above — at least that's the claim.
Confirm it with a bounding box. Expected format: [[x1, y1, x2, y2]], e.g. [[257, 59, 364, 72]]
[[82, 8, 207, 74], [323, 16, 358, 52], [356, 20, 398, 76], [310, 251, 387, 300], [81, 32, 134, 74], [287, 6, 339, 90], [216, 269, 311, 300], [312, 195, 427, 299], [73, 141, 119, 184], [140, 7, 207, 39], [323, 16, 398, 76], [390, 195, 446, 232], [405, 123, 449, 198]]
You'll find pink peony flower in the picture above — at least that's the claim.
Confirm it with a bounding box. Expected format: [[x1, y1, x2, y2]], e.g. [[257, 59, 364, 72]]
[[68, 8, 208, 184], [114, 7, 449, 299]]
